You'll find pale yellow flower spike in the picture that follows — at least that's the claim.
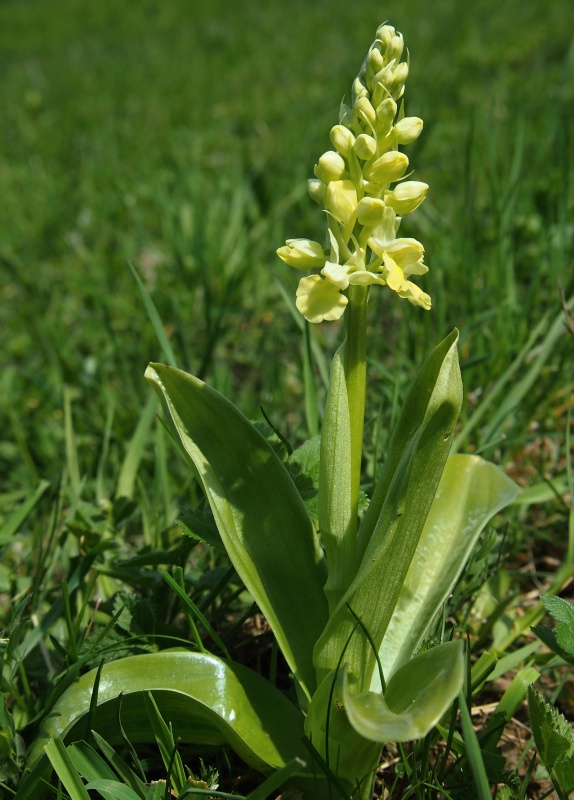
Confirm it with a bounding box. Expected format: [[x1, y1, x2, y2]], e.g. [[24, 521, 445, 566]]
[[276, 24, 431, 322]]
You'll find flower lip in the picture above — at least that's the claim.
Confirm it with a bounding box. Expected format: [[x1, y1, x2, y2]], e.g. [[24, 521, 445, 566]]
[[296, 275, 348, 323]]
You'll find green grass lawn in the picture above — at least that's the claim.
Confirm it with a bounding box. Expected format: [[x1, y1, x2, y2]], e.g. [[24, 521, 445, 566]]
[[1, 0, 573, 795]]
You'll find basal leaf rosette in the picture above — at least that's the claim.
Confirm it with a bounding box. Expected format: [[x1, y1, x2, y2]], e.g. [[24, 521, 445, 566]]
[[277, 24, 431, 323]]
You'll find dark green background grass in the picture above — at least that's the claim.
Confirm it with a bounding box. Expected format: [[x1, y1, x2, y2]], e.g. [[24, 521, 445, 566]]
[[1, 0, 573, 491]]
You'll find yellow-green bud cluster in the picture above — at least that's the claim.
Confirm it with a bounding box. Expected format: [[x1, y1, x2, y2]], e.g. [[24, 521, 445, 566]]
[[277, 24, 431, 323]]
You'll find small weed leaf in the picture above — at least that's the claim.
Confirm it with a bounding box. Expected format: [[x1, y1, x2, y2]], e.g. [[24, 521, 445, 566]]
[[541, 594, 574, 658], [528, 687, 574, 798]]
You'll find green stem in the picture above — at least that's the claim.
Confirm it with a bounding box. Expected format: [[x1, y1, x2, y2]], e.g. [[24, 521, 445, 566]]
[[343, 285, 369, 537]]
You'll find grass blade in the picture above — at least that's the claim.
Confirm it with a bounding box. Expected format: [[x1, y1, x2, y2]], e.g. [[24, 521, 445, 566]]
[[44, 736, 91, 800], [458, 691, 491, 800], [128, 261, 178, 368]]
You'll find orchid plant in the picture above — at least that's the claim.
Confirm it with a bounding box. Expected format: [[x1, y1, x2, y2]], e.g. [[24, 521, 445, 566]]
[[22, 24, 520, 800]]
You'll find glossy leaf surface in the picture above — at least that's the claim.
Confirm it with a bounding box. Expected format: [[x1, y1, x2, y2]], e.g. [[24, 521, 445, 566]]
[[146, 364, 328, 698], [314, 331, 462, 690], [318, 344, 355, 614], [343, 641, 464, 742], [29, 652, 305, 772], [303, 668, 382, 794], [372, 454, 519, 686]]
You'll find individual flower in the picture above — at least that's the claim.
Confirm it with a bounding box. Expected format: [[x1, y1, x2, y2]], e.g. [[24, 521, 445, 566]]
[[314, 151, 346, 183], [385, 181, 429, 215], [330, 125, 355, 157], [276, 239, 327, 269], [365, 151, 409, 185], [395, 117, 423, 145], [353, 134, 377, 160], [324, 180, 358, 229]]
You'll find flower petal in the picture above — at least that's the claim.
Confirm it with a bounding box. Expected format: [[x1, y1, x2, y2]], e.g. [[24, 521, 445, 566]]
[[384, 238, 428, 276], [347, 270, 386, 286], [382, 253, 406, 292], [322, 261, 350, 289], [296, 275, 348, 323], [368, 207, 400, 255], [398, 280, 432, 310], [385, 181, 429, 215]]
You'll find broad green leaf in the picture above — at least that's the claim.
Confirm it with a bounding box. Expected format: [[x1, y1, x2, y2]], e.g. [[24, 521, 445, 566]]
[[146, 364, 328, 698], [28, 652, 305, 773], [528, 687, 574, 798], [303, 669, 382, 794], [286, 435, 321, 523], [342, 642, 464, 743], [318, 345, 355, 613], [314, 331, 462, 690], [372, 454, 519, 687]]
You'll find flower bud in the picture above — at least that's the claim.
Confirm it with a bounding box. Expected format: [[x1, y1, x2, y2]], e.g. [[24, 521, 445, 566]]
[[308, 178, 324, 205], [353, 133, 377, 160], [376, 24, 395, 48], [324, 179, 358, 229], [365, 46, 384, 90], [352, 77, 368, 103], [276, 239, 327, 269], [355, 197, 386, 226], [385, 181, 428, 215], [371, 64, 393, 102], [314, 150, 346, 183], [330, 125, 355, 157], [395, 117, 423, 145], [387, 34, 404, 63], [365, 151, 409, 186], [375, 97, 397, 136], [353, 96, 376, 128], [368, 45, 384, 75], [390, 62, 409, 98]]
